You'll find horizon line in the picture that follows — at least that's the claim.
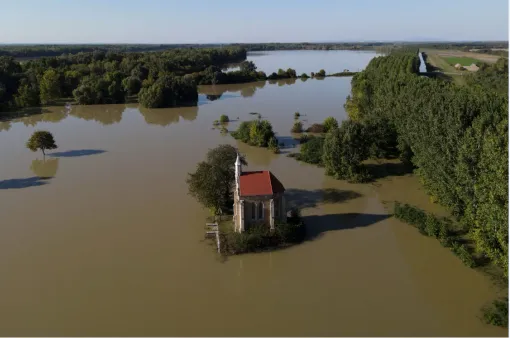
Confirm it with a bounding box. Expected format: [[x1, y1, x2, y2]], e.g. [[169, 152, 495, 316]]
[[0, 40, 508, 45]]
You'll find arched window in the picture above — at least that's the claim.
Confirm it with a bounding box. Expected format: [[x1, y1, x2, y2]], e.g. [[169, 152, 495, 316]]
[[258, 202, 263, 220]]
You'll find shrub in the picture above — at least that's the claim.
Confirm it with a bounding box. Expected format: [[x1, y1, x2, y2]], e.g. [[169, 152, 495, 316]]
[[268, 137, 280, 154], [323, 117, 339, 132], [220, 212, 306, 255], [294, 112, 300, 119], [483, 297, 509, 327], [300, 73, 310, 78], [299, 134, 310, 144], [231, 120, 275, 147], [298, 136, 324, 165], [424, 214, 441, 237], [394, 203, 478, 268], [291, 121, 303, 133], [220, 114, 229, 123], [394, 203, 427, 228], [451, 242, 476, 268], [306, 123, 325, 133]]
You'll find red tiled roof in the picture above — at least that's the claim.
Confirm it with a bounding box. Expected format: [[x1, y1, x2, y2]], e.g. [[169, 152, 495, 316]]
[[239, 171, 285, 197]]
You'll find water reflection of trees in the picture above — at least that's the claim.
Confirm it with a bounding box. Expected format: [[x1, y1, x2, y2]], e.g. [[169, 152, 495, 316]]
[[138, 105, 198, 126], [30, 158, 59, 179], [9, 108, 69, 127], [200, 81, 266, 99], [70, 105, 124, 125], [206, 94, 222, 101], [0, 121, 12, 132], [277, 78, 297, 86]]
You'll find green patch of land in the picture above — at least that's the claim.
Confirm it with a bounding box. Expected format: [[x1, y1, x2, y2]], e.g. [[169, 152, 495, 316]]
[[422, 52, 467, 85], [444, 56, 481, 66]]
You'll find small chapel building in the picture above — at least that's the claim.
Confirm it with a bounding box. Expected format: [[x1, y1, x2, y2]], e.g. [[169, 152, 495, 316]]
[[233, 153, 286, 232]]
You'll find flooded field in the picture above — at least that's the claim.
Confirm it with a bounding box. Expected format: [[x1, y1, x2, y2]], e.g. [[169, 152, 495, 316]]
[[0, 52, 505, 336]]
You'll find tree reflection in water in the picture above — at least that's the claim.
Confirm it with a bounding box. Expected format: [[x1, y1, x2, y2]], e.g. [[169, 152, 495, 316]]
[[30, 158, 59, 179], [138, 105, 198, 126], [70, 105, 124, 125], [200, 81, 266, 100]]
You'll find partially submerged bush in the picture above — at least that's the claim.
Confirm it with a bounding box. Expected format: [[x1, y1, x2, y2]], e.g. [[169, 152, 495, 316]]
[[220, 114, 229, 123], [483, 297, 509, 327], [291, 121, 303, 133], [268, 137, 280, 154], [306, 123, 325, 133], [394, 203, 477, 268], [231, 120, 275, 147], [296, 136, 324, 165], [294, 112, 300, 119]]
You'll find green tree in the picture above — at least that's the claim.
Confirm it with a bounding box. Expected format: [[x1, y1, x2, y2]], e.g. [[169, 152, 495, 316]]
[[122, 76, 142, 95], [186, 145, 247, 215], [240, 61, 257, 73], [322, 120, 369, 182], [317, 69, 326, 77], [286, 68, 297, 78], [39, 69, 61, 104], [299, 136, 324, 165], [26, 130, 57, 156], [291, 121, 303, 133], [14, 81, 40, 108], [323, 116, 339, 132]]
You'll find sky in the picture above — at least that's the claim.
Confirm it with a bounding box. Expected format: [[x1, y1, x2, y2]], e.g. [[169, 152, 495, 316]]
[[0, 0, 508, 44]]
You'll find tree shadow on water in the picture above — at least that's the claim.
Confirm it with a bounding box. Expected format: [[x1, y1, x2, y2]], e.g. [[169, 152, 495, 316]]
[[303, 213, 391, 240], [0, 177, 50, 189], [48, 149, 106, 158], [285, 188, 362, 209], [365, 161, 414, 181]]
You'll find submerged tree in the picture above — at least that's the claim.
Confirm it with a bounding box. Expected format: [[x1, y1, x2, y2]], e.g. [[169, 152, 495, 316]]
[[26, 130, 57, 156], [186, 144, 247, 215]]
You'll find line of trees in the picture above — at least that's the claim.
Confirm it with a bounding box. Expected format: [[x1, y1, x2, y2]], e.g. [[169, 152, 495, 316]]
[[344, 50, 508, 280], [0, 44, 227, 58], [285, 48, 507, 325]]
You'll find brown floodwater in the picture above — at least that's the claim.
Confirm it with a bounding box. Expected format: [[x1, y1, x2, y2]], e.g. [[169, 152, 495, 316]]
[[0, 73, 506, 336]]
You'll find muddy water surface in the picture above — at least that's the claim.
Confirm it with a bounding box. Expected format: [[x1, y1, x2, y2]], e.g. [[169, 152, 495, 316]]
[[0, 76, 505, 336]]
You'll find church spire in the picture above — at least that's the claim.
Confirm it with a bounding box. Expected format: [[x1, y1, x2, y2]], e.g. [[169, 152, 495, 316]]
[[235, 152, 242, 193]]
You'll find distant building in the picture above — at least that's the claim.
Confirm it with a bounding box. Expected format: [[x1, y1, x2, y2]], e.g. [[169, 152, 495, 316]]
[[232, 153, 286, 232]]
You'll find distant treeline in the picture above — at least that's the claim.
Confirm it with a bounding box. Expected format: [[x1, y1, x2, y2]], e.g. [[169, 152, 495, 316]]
[[1, 42, 506, 60], [231, 42, 387, 51], [0, 44, 225, 58]]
